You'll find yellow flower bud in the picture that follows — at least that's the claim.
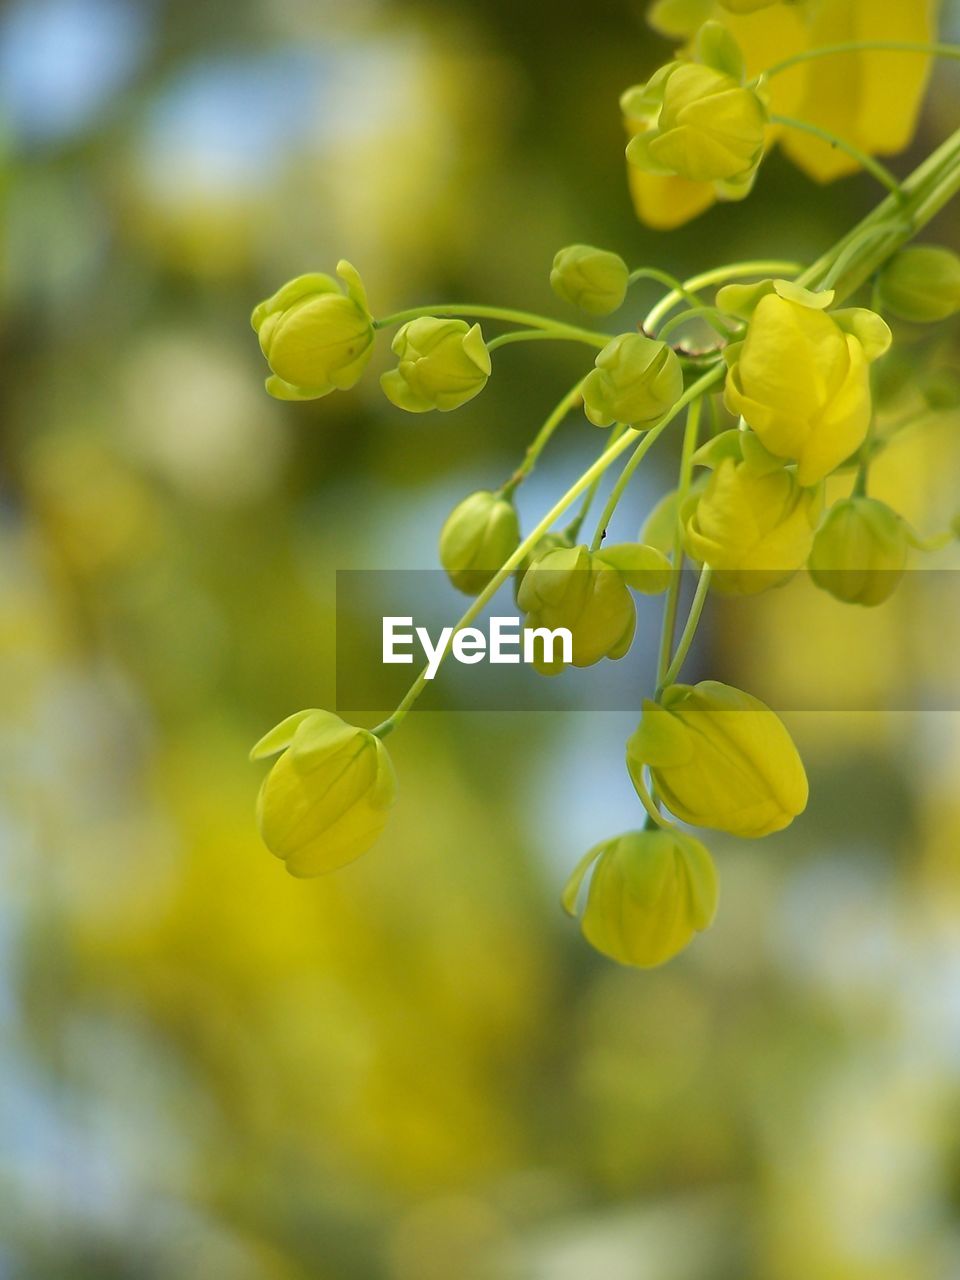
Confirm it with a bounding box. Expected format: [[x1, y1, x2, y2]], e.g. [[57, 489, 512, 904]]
[[724, 285, 891, 484], [439, 490, 520, 596], [550, 244, 630, 316], [683, 455, 822, 595], [251, 710, 397, 877], [517, 543, 670, 674], [808, 496, 909, 607], [513, 530, 573, 601], [623, 39, 767, 196], [582, 333, 683, 428], [251, 261, 375, 401], [562, 829, 718, 968], [627, 681, 808, 838], [381, 317, 491, 413], [876, 246, 960, 324]]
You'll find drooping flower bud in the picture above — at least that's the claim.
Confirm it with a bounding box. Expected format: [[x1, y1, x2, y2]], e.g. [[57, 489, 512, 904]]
[[251, 710, 397, 877], [876, 246, 960, 324], [582, 333, 683, 428], [439, 490, 520, 596], [682, 450, 822, 595], [562, 829, 718, 968], [627, 681, 808, 837], [723, 282, 891, 485], [550, 244, 630, 316], [622, 24, 767, 200], [517, 543, 670, 674], [381, 317, 491, 413], [251, 261, 375, 401], [808, 496, 910, 607]]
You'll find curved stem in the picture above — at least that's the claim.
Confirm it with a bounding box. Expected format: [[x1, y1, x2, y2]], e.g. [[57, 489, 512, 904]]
[[374, 367, 725, 737], [374, 303, 608, 348], [798, 126, 960, 299], [656, 398, 702, 687], [760, 40, 960, 84], [632, 768, 673, 831], [502, 382, 584, 496], [771, 114, 905, 202], [656, 565, 712, 697], [644, 260, 802, 333], [589, 370, 721, 552], [658, 305, 738, 343], [820, 222, 906, 292], [566, 423, 628, 540], [486, 329, 605, 353], [588, 428, 668, 553], [630, 267, 708, 317]]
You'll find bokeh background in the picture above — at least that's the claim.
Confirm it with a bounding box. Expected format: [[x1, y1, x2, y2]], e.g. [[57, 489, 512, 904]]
[[3, 1, 960, 1277]]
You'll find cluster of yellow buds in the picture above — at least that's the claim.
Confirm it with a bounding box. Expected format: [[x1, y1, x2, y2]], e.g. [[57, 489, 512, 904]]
[[246, 0, 960, 977]]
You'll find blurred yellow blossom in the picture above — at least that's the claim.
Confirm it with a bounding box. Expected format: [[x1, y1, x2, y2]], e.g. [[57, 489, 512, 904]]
[[808, 495, 910, 606], [630, 0, 941, 227]]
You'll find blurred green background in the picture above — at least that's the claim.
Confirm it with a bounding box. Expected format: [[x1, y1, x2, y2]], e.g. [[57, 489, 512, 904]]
[[3, 1, 960, 1277]]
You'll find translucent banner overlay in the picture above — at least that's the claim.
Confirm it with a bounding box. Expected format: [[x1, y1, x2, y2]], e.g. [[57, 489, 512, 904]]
[[335, 569, 960, 714]]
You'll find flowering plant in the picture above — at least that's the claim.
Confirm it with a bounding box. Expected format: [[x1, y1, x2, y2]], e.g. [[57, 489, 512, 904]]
[[250, 2, 960, 968]]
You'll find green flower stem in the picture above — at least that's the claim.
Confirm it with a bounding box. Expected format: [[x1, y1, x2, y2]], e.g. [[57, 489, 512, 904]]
[[656, 398, 702, 687], [800, 125, 960, 300], [821, 222, 907, 292], [486, 329, 607, 353], [587, 374, 720, 553], [760, 40, 960, 84], [565, 423, 629, 540], [374, 304, 608, 348], [632, 768, 673, 831], [629, 267, 707, 315], [770, 113, 906, 202], [501, 382, 585, 496], [658, 305, 738, 343], [373, 366, 725, 738], [656, 565, 713, 698], [644, 260, 802, 333]]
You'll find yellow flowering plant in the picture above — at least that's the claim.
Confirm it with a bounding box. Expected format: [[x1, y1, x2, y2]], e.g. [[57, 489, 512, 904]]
[[250, 3, 960, 970]]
